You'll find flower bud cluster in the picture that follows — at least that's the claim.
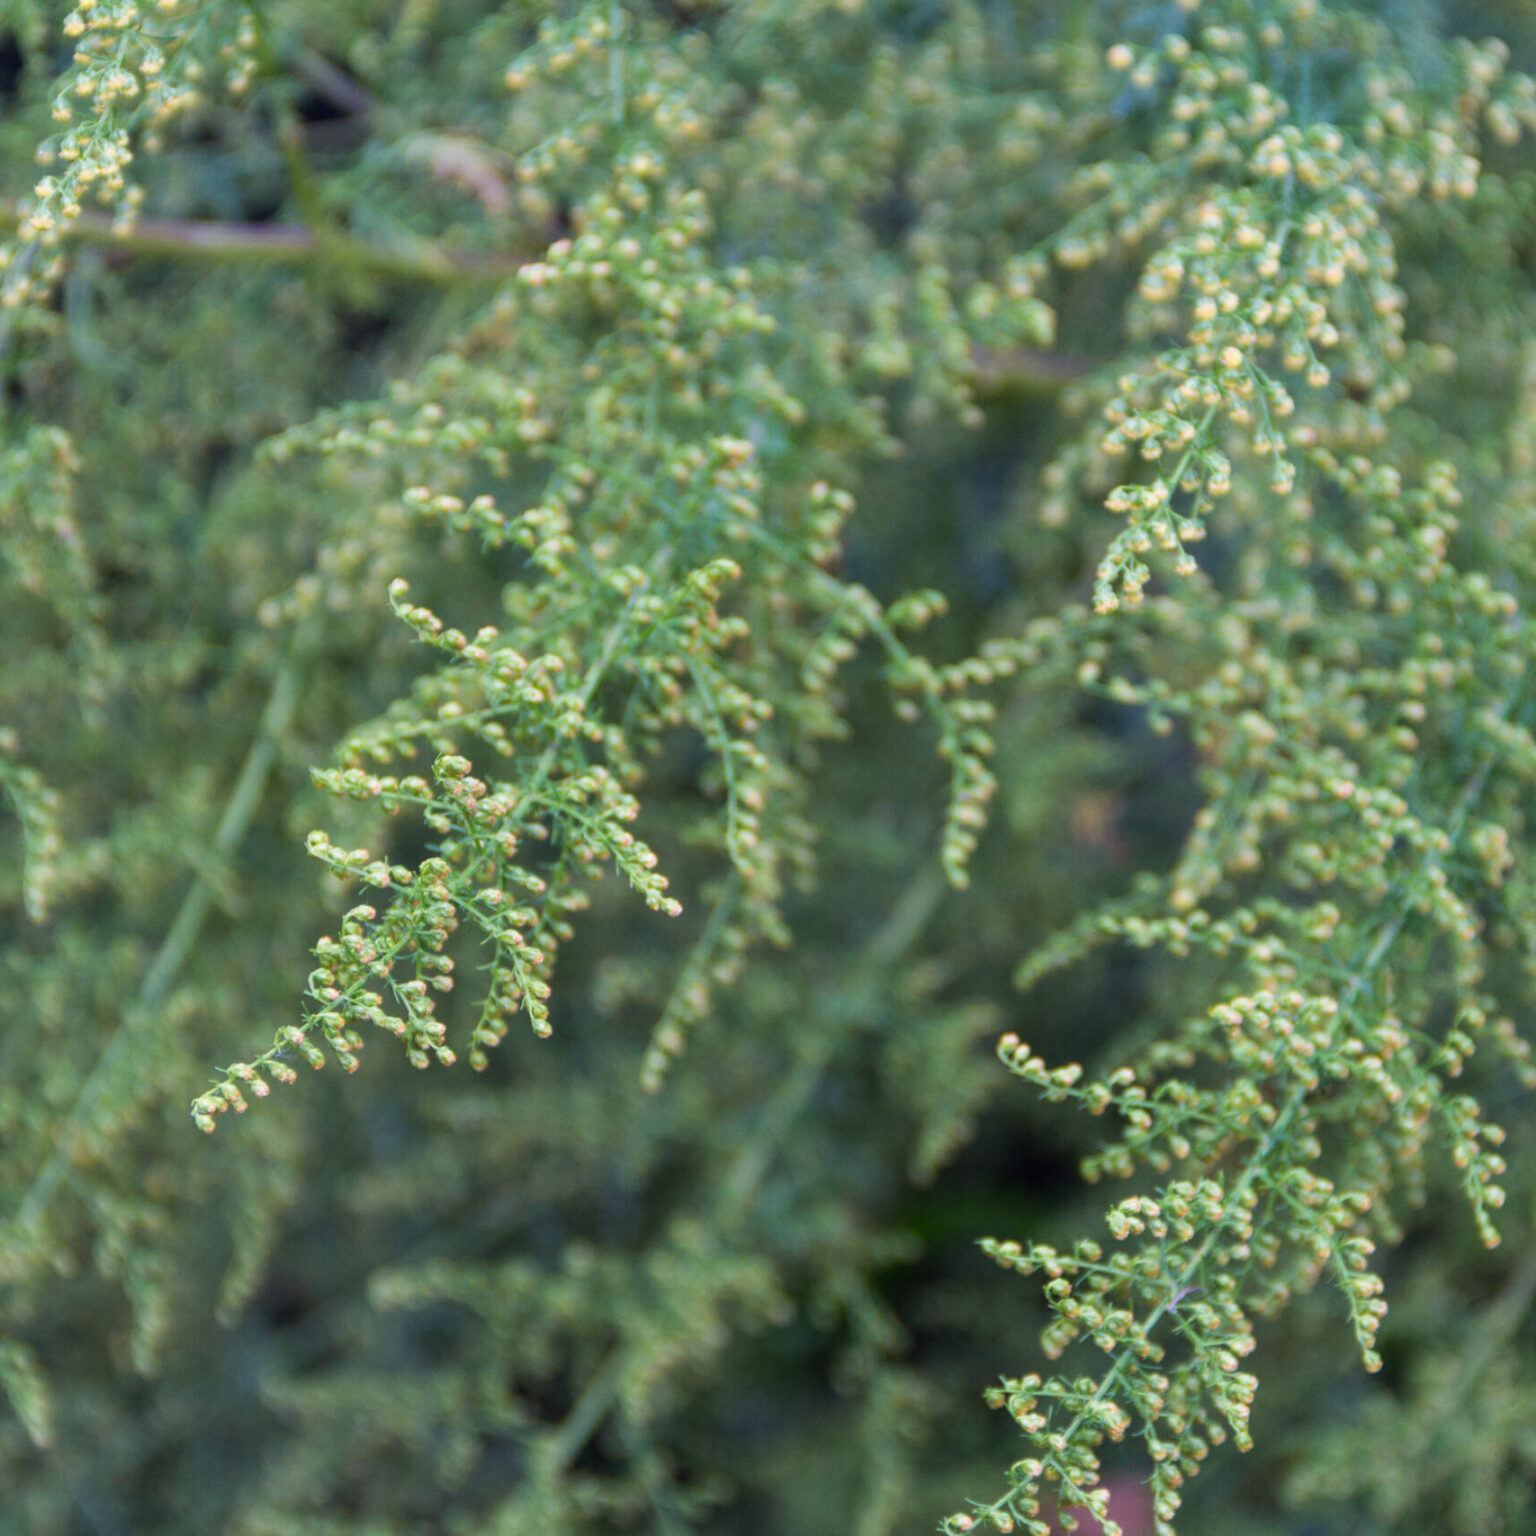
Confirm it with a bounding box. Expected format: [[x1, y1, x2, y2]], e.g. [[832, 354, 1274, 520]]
[[8, 0, 210, 307], [1029, 0, 1527, 624], [991, 313, 1533, 1516]]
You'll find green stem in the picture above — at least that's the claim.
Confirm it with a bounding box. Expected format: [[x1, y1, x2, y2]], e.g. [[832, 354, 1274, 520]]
[[0, 205, 526, 285], [18, 636, 308, 1229]]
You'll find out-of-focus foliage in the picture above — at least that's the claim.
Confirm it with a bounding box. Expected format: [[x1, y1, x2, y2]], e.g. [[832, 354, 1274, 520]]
[[2, 3, 1536, 1535]]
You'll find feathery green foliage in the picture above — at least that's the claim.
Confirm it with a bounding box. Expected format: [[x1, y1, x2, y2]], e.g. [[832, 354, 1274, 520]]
[[3, 2, 1536, 1534]]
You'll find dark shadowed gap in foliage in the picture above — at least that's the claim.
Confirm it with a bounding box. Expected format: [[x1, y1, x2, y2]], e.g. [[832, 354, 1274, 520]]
[[863, 177, 918, 246], [0, 32, 22, 101], [192, 435, 237, 510], [291, 58, 373, 166], [655, 0, 726, 32], [293, 74, 367, 126], [247, 1272, 311, 1332], [388, 1299, 467, 1369], [958, 449, 1027, 605], [165, 110, 291, 226], [333, 301, 396, 361], [898, 1112, 1083, 1270], [1080, 694, 1203, 867]]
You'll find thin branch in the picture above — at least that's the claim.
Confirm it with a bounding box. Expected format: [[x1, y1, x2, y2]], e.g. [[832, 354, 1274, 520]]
[[0, 204, 1101, 391], [290, 46, 374, 118], [0, 205, 526, 285], [970, 343, 1095, 394], [16, 638, 308, 1232]]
